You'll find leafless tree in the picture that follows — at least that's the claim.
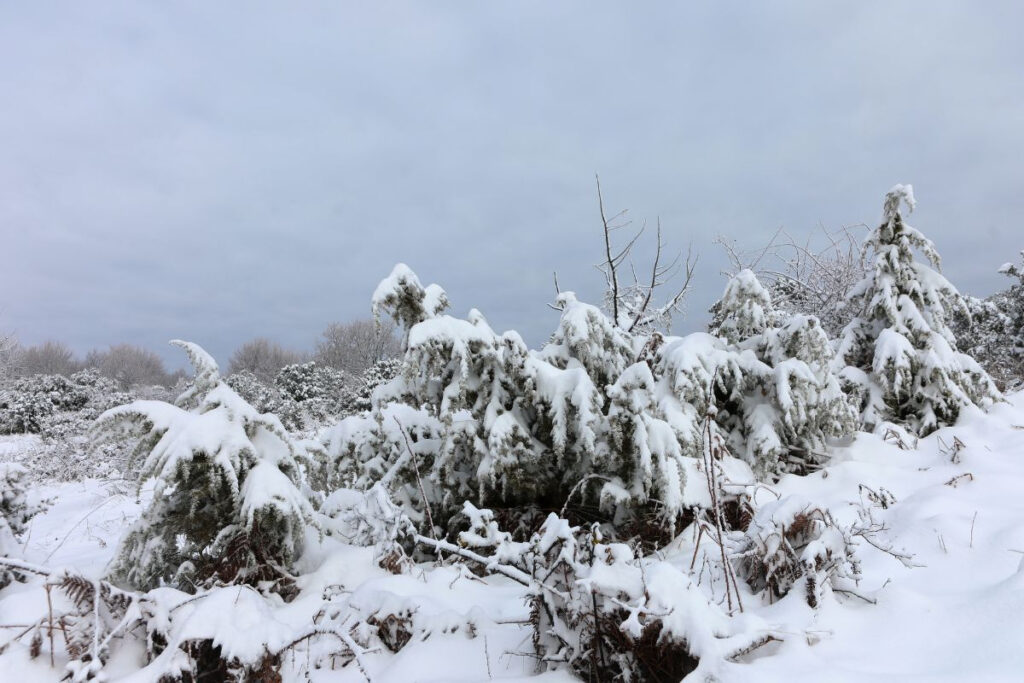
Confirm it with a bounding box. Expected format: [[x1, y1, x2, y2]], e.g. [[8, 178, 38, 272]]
[[0, 331, 21, 382], [227, 337, 307, 384], [588, 175, 698, 333], [715, 224, 869, 337], [15, 340, 79, 377], [84, 344, 171, 389], [314, 318, 401, 380]]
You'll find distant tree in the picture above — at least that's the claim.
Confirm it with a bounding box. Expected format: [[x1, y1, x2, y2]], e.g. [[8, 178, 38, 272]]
[[16, 340, 79, 377], [314, 318, 401, 379], [84, 343, 171, 389], [228, 337, 306, 384]]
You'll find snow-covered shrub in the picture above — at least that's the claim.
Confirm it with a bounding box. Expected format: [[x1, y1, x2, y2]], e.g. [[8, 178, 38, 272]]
[[332, 264, 821, 542], [0, 388, 55, 433], [834, 185, 1000, 434], [732, 495, 860, 608], [955, 251, 1024, 391], [709, 269, 778, 344], [350, 356, 402, 412], [224, 369, 281, 413], [0, 369, 137, 481], [0, 373, 91, 433], [273, 360, 354, 430], [425, 504, 768, 681], [340, 269, 613, 533], [1, 463, 37, 588], [717, 226, 869, 338], [700, 270, 855, 478], [95, 340, 317, 594], [275, 361, 345, 403]]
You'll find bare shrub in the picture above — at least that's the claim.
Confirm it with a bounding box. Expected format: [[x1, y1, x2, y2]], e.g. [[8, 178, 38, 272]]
[[716, 224, 869, 337], [84, 343, 171, 389], [314, 318, 401, 379], [227, 338, 307, 384], [15, 340, 80, 377]]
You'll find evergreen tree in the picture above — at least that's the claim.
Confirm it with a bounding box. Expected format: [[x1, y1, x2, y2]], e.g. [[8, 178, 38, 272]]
[[706, 269, 855, 477], [834, 185, 1000, 434], [708, 268, 776, 344], [95, 341, 316, 593]]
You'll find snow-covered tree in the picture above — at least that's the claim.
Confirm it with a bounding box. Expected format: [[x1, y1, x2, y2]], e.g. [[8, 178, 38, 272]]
[[95, 341, 316, 593], [372, 263, 450, 346], [708, 268, 777, 345], [701, 270, 856, 478], [834, 185, 1000, 434], [955, 251, 1024, 390]]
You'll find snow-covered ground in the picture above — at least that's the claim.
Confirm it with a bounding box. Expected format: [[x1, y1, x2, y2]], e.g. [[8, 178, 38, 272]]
[[3, 394, 1024, 681]]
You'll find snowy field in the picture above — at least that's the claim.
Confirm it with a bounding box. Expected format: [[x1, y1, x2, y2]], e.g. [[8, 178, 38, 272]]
[[3, 393, 1023, 682]]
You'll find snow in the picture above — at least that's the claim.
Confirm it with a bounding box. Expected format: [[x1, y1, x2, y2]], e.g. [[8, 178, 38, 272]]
[[3, 393, 1024, 680]]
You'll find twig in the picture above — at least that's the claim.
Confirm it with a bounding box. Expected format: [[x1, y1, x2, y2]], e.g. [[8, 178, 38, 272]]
[[833, 588, 877, 605], [725, 634, 781, 661], [44, 497, 119, 562], [414, 535, 531, 585], [559, 474, 611, 517], [46, 584, 54, 667], [944, 473, 973, 488]]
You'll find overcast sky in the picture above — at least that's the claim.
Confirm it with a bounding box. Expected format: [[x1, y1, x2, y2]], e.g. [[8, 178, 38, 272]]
[[2, 1, 1023, 368]]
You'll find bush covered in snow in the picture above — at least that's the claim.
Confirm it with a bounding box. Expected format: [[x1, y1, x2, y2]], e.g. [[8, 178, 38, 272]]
[[350, 356, 402, 412], [955, 251, 1024, 391], [732, 495, 861, 608], [706, 270, 857, 477], [0, 463, 39, 588], [321, 262, 853, 547], [95, 341, 317, 594], [0, 373, 90, 434]]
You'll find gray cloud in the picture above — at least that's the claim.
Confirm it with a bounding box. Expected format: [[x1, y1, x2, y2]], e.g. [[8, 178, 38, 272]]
[[2, 1, 1022, 368]]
